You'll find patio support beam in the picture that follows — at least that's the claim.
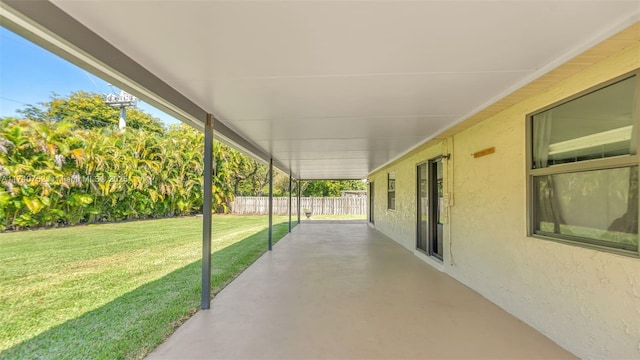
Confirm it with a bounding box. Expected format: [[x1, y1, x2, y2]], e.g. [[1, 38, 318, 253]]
[[268, 158, 273, 251], [297, 180, 301, 224], [288, 172, 292, 232], [201, 113, 214, 310]]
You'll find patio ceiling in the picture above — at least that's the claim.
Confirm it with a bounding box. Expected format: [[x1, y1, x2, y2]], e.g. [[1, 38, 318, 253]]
[[2, 1, 639, 180]]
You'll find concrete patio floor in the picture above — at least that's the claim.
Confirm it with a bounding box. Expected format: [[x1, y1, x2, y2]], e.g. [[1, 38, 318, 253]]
[[148, 221, 575, 359]]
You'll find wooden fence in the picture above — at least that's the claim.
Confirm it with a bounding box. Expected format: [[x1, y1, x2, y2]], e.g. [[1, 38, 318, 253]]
[[230, 196, 367, 216]]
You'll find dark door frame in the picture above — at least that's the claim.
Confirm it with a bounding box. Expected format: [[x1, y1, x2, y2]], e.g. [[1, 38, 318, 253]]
[[416, 157, 444, 261], [429, 157, 444, 260], [369, 181, 375, 224]]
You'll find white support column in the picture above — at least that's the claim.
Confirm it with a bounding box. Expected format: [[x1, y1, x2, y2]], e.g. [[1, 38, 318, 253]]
[[201, 114, 214, 310]]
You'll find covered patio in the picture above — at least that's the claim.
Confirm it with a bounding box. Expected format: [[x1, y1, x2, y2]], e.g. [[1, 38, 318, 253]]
[[1, 1, 638, 358], [149, 221, 574, 359]]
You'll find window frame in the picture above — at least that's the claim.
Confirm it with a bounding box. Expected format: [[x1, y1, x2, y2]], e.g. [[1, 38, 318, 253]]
[[526, 70, 640, 258], [387, 171, 396, 210]]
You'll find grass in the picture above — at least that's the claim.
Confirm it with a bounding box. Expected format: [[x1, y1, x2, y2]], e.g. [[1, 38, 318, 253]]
[[0, 215, 293, 360]]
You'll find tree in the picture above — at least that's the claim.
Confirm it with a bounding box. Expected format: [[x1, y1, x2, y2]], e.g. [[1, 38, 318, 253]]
[[2, 91, 371, 231], [0, 118, 242, 230], [18, 91, 165, 134], [301, 180, 366, 197]]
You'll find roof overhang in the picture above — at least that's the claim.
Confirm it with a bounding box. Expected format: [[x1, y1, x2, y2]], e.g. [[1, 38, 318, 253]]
[[0, 0, 286, 171], [1, 0, 638, 179]]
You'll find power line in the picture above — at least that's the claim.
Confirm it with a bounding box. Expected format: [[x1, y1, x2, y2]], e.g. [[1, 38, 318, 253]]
[[0, 96, 29, 105], [83, 70, 110, 94]]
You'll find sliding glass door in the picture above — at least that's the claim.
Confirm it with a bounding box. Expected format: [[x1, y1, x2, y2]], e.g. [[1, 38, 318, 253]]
[[417, 159, 444, 260], [417, 163, 428, 252]]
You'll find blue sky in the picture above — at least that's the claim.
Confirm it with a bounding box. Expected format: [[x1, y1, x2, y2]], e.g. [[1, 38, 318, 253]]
[[0, 27, 180, 125]]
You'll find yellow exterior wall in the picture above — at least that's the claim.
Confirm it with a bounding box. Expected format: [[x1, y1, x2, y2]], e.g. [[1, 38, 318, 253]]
[[369, 42, 640, 359]]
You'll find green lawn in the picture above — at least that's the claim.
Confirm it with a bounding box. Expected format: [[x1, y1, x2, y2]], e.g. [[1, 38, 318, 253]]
[[0, 215, 293, 360]]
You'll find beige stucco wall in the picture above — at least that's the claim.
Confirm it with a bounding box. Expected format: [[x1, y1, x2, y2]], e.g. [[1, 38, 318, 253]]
[[369, 42, 640, 359]]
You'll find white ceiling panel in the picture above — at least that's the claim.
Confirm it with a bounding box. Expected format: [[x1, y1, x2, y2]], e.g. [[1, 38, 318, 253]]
[[210, 71, 528, 121], [13, 0, 638, 179], [234, 116, 453, 141]]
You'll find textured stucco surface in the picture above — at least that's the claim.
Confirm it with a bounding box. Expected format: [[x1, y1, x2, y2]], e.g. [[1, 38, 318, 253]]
[[369, 42, 640, 359]]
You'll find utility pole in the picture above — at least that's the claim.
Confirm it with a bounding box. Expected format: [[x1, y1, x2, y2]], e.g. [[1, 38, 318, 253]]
[[104, 87, 137, 130]]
